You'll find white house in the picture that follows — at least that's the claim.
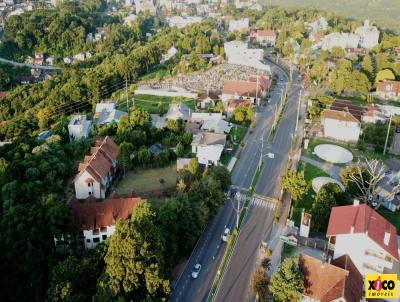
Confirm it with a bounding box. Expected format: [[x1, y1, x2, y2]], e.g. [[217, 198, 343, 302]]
[[191, 132, 226, 166], [94, 102, 127, 125], [73, 136, 119, 200], [166, 16, 203, 29], [250, 29, 276, 46], [165, 103, 191, 122], [321, 32, 360, 51], [73, 52, 85, 63], [320, 109, 361, 142], [327, 201, 399, 277], [355, 20, 380, 49], [68, 115, 92, 142], [228, 18, 249, 32], [191, 112, 223, 123], [224, 41, 270, 72], [123, 13, 138, 26], [361, 104, 387, 124], [161, 46, 178, 64], [67, 193, 141, 249], [376, 80, 400, 100], [134, 0, 156, 15], [197, 91, 219, 109], [201, 118, 232, 134], [305, 16, 328, 33], [375, 176, 400, 212]]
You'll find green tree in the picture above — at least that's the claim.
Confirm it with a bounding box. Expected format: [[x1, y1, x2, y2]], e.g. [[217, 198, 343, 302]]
[[158, 101, 164, 116], [269, 257, 304, 302], [375, 68, 395, 84], [188, 158, 198, 176], [104, 202, 170, 300], [48, 247, 105, 302], [330, 47, 344, 59], [166, 119, 180, 133], [311, 183, 341, 232], [361, 54, 374, 80], [281, 170, 307, 201], [129, 108, 150, 128], [177, 178, 186, 193], [117, 142, 133, 174]]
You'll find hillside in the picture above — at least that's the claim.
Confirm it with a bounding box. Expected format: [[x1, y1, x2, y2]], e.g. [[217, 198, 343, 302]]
[[265, 0, 400, 31]]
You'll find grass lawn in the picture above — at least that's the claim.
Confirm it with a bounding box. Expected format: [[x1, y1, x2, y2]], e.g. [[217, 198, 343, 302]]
[[132, 94, 195, 114], [116, 165, 178, 195], [291, 161, 329, 225], [377, 208, 400, 234]]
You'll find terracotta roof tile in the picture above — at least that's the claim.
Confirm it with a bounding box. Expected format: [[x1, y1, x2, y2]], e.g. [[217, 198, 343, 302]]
[[321, 109, 360, 124], [68, 195, 142, 231], [327, 203, 399, 260], [299, 254, 362, 302], [330, 99, 365, 121], [74, 136, 119, 184], [377, 80, 400, 94], [223, 79, 265, 98]]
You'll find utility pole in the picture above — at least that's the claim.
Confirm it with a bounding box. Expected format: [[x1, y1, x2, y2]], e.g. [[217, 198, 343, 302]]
[[295, 89, 302, 133], [384, 113, 393, 155], [125, 78, 129, 113], [259, 132, 264, 171], [236, 192, 240, 229]]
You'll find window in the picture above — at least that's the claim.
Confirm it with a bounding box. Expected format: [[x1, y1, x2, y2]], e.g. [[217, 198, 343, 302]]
[[86, 238, 91, 243], [100, 227, 107, 233], [88, 183, 91, 187], [93, 229, 99, 235], [93, 237, 100, 243], [89, 191, 92, 196], [102, 235, 107, 240]]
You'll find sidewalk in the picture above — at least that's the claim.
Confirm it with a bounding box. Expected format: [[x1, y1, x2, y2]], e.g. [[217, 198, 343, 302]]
[[300, 155, 341, 179]]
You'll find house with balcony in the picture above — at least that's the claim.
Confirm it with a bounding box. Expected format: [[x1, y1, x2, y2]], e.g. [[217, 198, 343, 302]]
[[326, 201, 399, 277], [73, 136, 119, 200], [67, 193, 141, 249]]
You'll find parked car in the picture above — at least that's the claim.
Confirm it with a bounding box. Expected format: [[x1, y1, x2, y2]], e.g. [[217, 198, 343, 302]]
[[396, 125, 400, 133], [191, 263, 202, 279], [221, 228, 230, 242]]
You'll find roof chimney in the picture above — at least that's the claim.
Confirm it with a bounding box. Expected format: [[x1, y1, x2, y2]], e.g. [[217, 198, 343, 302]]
[[353, 199, 360, 206], [384, 231, 391, 246]]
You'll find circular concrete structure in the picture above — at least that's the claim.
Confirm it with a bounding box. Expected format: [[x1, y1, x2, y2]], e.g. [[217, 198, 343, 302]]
[[312, 177, 345, 193], [314, 144, 353, 164]]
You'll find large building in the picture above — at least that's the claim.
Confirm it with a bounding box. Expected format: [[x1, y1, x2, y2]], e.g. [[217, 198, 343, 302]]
[[355, 20, 380, 49], [73, 137, 119, 199], [327, 201, 399, 277], [68, 193, 142, 249], [321, 32, 360, 51], [224, 41, 271, 72]]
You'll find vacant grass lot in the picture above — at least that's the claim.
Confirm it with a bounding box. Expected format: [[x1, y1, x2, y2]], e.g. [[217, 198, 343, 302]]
[[133, 94, 195, 114], [116, 165, 178, 195]]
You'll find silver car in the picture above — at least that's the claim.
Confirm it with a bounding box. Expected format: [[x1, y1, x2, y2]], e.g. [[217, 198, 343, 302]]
[[191, 263, 202, 279]]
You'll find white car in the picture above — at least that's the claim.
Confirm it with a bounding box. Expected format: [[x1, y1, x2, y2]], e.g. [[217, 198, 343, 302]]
[[221, 228, 230, 242], [191, 263, 202, 279]]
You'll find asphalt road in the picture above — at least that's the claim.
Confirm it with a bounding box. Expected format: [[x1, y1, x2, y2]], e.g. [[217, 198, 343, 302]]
[[169, 61, 292, 302], [214, 64, 303, 302]]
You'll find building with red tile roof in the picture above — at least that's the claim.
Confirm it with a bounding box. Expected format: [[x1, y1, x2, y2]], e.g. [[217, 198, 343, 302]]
[[327, 201, 399, 277], [73, 136, 119, 199], [250, 29, 276, 46], [299, 254, 363, 302], [320, 108, 361, 142], [376, 80, 400, 100], [221, 75, 269, 105], [67, 193, 141, 249]]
